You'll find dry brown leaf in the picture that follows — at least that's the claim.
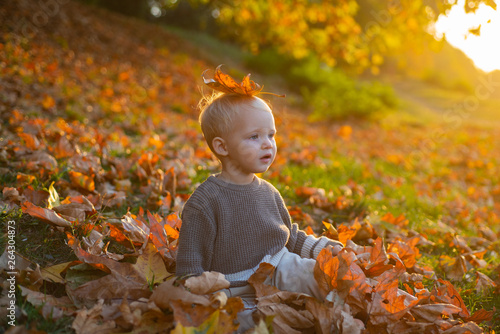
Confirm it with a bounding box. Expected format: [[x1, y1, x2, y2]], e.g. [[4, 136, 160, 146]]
[[305, 298, 334, 334], [21, 201, 72, 227], [333, 302, 365, 334], [81, 230, 105, 254], [121, 213, 150, 244], [24, 151, 58, 171], [447, 255, 468, 281], [53, 135, 76, 159], [0, 251, 32, 272], [22, 186, 49, 207], [433, 279, 470, 318], [248, 262, 280, 298], [20, 286, 75, 320], [3, 187, 21, 202], [68, 271, 150, 302], [475, 271, 496, 293], [441, 321, 484, 334], [150, 278, 211, 309], [72, 299, 118, 334], [464, 307, 495, 323], [184, 271, 230, 295], [53, 197, 95, 222], [411, 304, 463, 323], [257, 302, 314, 332], [170, 299, 217, 328]]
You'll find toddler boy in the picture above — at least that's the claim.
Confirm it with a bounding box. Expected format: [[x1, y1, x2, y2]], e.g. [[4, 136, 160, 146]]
[[176, 91, 343, 330]]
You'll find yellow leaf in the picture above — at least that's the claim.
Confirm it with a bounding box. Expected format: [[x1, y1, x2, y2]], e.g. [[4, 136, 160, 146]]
[[48, 181, 61, 209], [41, 261, 76, 283], [134, 242, 169, 284], [172, 309, 220, 334]]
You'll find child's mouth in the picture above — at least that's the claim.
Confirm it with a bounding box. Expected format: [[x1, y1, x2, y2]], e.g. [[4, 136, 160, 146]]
[[260, 154, 273, 163]]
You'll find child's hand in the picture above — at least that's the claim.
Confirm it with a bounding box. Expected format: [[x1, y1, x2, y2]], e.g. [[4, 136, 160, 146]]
[[325, 243, 343, 256]]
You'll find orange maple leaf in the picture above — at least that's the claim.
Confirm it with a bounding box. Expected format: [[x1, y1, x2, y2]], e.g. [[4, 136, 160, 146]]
[[202, 65, 284, 97]]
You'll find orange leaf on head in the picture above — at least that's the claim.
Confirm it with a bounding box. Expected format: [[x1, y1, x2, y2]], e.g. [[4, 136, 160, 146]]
[[202, 65, 285, 97]]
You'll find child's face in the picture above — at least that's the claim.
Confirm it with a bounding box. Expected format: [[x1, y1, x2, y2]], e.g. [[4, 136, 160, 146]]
[[223, 101, 277, 176]]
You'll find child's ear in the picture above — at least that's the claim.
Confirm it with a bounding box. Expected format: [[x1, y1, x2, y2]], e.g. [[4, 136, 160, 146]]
[[212, 137, 228, 156]]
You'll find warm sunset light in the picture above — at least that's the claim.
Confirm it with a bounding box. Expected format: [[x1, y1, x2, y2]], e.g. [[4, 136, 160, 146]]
[[434, 0, 500, 73], [3, 0, 500, 332]]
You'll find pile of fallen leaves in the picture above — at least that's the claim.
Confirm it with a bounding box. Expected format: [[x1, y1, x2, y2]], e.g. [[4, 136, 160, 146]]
[[0, 0, 499, 333]]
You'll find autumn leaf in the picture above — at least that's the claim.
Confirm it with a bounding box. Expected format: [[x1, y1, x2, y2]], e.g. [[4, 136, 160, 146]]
[[248, 262, 280, 298], [22, 186, 50, 207], [20, 286, 76, 320], [411, 303, 463, 323], [133, 241, 169, 284], [19, 132, 40, 150], [464, 307, 495, 323], [41, 94, 56, 109], [337, 220, 361, 246], [440, 255, 468, 281], [69, 170, 95, 192], [71, 299, 117, 334], [387, 238, 419, 269], [47, 181, 61, 209], [475, 271, 496, 293], [380, 212, 408, 227], [171, 305, 239, 334], [40, 261, 79, 283], [21, 201, 72, 227], [150, 278, 212, 310], [256, 292, 315, 333], [53, 135, 76, 159], [184, 271, 230, 295], [67, 270, 151, 301], [202, 65, 284, 97]]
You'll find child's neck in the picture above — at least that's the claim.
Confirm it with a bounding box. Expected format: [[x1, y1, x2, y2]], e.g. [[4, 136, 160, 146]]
[[218, 170, 255, 185]]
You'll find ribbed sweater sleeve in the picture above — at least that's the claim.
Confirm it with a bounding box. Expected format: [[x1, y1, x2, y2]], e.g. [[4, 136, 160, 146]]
[[176, 202, 216, 277]]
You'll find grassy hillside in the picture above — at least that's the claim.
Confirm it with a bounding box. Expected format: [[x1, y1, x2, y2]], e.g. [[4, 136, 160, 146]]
[[1, 1, 499, 333]]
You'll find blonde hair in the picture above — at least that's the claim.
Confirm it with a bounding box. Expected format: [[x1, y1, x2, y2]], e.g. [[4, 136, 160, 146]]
[[198, 93, 272, 154]]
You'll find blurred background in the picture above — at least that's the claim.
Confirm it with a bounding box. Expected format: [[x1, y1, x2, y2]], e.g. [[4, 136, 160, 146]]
[[77, 0, 500, 122]]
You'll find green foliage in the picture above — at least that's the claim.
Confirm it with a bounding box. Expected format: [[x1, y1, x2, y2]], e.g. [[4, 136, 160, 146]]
[[244, 48, 294, 76], [245, 51, 398, 120], [289, 56, 398, 120]]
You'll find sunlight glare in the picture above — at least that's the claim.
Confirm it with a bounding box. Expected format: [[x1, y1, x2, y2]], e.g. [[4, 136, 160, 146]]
[[434, 0, 500, 72]]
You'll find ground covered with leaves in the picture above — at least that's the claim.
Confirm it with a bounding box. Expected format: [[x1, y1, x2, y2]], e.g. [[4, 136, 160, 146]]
[[1, 1, 499, 333]]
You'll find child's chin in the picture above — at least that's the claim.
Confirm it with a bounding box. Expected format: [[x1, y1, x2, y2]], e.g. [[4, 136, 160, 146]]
[[256, 166, 272, 173]]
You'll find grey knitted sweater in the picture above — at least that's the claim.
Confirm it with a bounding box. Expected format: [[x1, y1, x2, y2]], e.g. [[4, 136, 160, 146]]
[[175, 174, 341, 286]]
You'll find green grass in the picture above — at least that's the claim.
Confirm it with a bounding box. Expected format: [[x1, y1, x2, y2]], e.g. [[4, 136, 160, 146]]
[[390, 76, 500, 126], [268, 158, 500, 331], [0, 210, 77, 268], [271, 157, 443, 229], [162, 25, 249, 71]]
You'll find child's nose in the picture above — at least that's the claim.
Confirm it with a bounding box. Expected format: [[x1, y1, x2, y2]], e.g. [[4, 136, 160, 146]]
[[262, 137, 273, 148]]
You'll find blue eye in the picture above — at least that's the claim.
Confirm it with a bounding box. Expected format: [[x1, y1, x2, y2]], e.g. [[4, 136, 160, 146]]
[[269, 133, 275, 139], [250, 135, 258, 140]]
